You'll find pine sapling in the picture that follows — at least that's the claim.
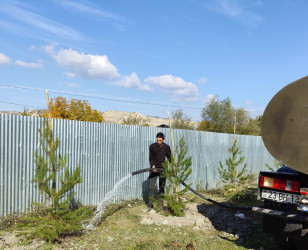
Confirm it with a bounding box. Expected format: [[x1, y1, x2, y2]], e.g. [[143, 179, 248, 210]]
[[18, 119, 91, 242], [265, 159, 283, 172], [218, 138, 248, 186], [32, 119, 82, 209], [162, 137, 192, 216]]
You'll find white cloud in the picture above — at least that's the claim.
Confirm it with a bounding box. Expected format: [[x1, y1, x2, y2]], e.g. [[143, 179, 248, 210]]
[[0, 1, 82, 40], [112, 73, 151, 91], [54, 0, 129, 23], [144, 75, 200, 101], [0, 20, 21, 35], [0, 53, 11, 65], [54, 0, 130, 31], [197, 77, 208, 85], [203, 0, 263, 27], [44, 45, 120, 80], [15, 59, 44, 69]]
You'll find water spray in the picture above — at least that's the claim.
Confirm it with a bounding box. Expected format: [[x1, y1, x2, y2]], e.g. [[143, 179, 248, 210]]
[[86, 116, 252, 231], [87, 165, 308, 232], [132, 168, 253, 210]]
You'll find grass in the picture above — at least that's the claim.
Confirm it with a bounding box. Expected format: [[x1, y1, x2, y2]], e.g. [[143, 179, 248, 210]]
[[63, 200, 247, 250], [1, 183, 283, 249]]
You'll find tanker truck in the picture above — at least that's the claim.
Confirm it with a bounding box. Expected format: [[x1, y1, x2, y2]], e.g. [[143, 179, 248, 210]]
[[256, 76, 308, 249]]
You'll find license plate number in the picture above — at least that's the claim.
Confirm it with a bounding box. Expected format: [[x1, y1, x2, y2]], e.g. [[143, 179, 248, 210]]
[[261, 189, 299, 204]]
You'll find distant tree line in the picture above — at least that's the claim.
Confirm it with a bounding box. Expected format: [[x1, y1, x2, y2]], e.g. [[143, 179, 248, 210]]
[[171, 96, 261, 136], [21, 95, 262, 135]]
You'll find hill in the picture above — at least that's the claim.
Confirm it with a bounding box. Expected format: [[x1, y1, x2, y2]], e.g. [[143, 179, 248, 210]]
[[0, 110, 198, 128]]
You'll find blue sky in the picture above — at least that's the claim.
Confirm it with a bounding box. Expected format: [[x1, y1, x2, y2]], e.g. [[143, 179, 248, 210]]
[[0, 0, 307, 121]]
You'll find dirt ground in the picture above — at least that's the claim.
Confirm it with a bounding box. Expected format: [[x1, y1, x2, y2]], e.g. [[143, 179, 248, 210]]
[[0, 200, 272, 250], [140, 201, 265, 248]]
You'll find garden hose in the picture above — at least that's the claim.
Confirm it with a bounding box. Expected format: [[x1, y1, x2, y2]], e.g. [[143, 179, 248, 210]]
[[132, 168, 253, 211], [182, 182, 252, 211], [131, 168, 162, 176]]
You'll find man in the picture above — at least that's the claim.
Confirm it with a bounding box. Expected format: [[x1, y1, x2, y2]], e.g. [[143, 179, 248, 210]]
[[148, 132, 171, 209]]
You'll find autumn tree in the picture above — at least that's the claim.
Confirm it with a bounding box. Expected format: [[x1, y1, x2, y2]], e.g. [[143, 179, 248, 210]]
[[45, 96, 104, 122], [171, 109, 193, 130]]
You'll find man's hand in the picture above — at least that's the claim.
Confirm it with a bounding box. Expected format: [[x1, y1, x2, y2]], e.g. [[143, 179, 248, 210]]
[[152, 165, 157, 172]]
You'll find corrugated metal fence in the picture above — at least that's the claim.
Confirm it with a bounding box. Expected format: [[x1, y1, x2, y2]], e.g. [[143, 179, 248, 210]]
[[0, 114, 274, 216]]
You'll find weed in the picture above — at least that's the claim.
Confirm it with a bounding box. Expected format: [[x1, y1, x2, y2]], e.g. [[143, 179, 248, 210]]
[[0, 212, 20, 230], [195, 179, 206, 193]]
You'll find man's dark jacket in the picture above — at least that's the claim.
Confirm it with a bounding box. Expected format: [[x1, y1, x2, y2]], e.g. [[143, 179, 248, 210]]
[[149, 142, 171, 168]]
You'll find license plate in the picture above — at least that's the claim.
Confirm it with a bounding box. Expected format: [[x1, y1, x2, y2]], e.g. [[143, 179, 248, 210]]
[[261, 189, 299, 204]]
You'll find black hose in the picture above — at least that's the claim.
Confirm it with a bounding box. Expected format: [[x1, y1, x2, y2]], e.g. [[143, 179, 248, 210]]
[[131, 168, 253, 211], [182, 182, 252, 211], [131, 168, 163, 176]]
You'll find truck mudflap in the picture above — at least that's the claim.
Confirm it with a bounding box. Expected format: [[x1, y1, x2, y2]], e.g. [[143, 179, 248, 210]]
[[252, 206, 308, 223]]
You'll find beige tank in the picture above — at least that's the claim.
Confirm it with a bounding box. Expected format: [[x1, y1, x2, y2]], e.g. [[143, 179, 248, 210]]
[[261, 76, 308, 174]]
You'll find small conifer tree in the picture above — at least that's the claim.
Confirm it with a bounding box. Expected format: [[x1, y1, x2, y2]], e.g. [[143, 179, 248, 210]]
[[162, 137, 192, 216], [18, 119, 91, 242], [218, 138, 248, 186], [265, 159, 283, 172], [33, 119, 82, 209]]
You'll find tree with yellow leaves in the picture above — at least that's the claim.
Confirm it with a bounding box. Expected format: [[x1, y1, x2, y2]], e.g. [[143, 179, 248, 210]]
[[45, 96, 104, 122]]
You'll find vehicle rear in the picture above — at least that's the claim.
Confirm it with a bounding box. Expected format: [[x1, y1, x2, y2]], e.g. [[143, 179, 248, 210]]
[[258, 76, 308, 249], [258, 168, 308, 248]]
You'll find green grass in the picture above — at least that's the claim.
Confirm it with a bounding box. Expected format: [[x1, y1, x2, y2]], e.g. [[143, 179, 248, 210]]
[[60, 196, 279, 250], [67, 201, 246, 250], [1, 185, 282, 249]]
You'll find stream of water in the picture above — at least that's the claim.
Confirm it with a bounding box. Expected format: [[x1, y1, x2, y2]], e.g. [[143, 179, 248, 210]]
[[85, 172, 133, 230]]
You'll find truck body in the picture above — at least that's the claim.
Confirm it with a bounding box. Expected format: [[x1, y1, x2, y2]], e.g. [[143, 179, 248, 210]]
[[257, 167, 308, 235], [258, 76, 308, 249]]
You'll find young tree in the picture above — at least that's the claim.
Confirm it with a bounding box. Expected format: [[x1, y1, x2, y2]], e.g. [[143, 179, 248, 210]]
[[265, 159, 283, 172], [45, 96, 104, 122], [171, 109, 193, 130], [218, 138, 248, 186], [122, 113, 149, 126], [33, 119, 82, 209], [20, 119, 91, 242], [162, 137, 192, 216]]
